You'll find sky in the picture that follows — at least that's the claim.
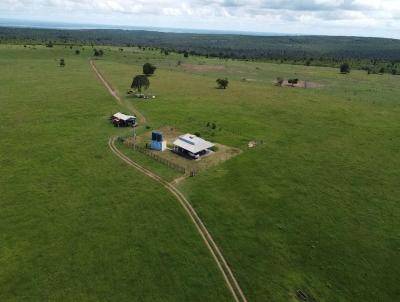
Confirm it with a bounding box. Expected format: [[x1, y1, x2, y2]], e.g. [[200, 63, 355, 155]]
[[1, 0, 400, 38]]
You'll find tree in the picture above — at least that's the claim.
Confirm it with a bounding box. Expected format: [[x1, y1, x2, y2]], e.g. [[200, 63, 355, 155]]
[[59, 58, 65, 67], [183, 51, 189, 58], [46, 41, 53, 48], [276, 77, 284, 87], [288, 78, 299, 86], [340, 63, 350, 74], [75, 49, 80, 55], [392, 69, 397, 75], [143, 63, 157, 76], [131, 75, 150, 93], [93, 49, 103, 57], [379, 67, 385, 74], [364, 66, 372, 75], [216, 78, 229, 89]]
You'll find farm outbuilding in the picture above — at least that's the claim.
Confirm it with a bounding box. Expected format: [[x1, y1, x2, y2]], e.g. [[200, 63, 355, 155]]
[[173, 134, 214, 159], [111, 112, 136, 127]]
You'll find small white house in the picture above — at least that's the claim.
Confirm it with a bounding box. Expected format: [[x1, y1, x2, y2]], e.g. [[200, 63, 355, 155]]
[[173, 134, 214, 159]]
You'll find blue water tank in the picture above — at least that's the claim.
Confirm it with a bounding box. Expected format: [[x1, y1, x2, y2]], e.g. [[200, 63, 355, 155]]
[[152, 131, 163, 142], [151, 131, 166, 151]]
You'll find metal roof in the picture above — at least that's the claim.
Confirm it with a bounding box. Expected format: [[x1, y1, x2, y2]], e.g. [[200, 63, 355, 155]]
[[173, 134, 214, 154], [112, 112, 136, 121]]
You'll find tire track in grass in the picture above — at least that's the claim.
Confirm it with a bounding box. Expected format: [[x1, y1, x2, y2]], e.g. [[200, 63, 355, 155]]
[[91, 60, 248, 302], [90, 60, 146, 124]]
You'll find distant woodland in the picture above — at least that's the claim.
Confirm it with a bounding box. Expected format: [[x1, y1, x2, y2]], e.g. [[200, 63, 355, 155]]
[[1, 27, 400, 71]]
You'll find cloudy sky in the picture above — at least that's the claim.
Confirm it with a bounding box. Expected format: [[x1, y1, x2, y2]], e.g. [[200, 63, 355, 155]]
[[1, 0, 400, 38]]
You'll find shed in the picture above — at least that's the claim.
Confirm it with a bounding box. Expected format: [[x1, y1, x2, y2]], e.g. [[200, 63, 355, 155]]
[[111, 112, 136, 127], [173, 134, 214, 159]]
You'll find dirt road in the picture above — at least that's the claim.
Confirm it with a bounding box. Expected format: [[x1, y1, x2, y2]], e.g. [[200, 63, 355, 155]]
[[91, 60, 247, 302], [90, 60, 146, 124]]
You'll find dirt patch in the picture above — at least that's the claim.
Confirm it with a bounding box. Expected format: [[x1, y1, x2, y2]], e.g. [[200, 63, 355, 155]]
[[274, 80, 323, 88], [125, 126, 241, 174], [241, 78, 257, 82], [181, 63, 225, 72]]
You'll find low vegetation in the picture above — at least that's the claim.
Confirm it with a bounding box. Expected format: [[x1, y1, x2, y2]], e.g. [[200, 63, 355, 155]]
[[287, 78, 298, 86], [340, 62, 350, 74], [1, 42, 399, 302], [93, 48, 104, 57], [216, 78, 229, 89]]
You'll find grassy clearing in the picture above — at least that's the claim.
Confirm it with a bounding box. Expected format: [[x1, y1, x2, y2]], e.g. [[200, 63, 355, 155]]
[[96, 47, 400, 301], [0, 45, 232, 301]]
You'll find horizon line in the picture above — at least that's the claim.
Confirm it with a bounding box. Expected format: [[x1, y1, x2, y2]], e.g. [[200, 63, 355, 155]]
[[0, 17, 398, 40]]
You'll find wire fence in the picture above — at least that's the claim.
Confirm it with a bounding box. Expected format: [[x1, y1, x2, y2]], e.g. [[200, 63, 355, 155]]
[[125, 140, 187, 174]]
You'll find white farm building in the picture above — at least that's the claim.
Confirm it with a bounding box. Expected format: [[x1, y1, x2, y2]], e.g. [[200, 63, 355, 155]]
[[173, 134, 214, 159], [111, 112, 136, 127]]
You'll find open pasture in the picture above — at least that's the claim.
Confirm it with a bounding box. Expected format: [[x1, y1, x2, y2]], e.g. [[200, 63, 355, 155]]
[[96, 46, 400, 302], [1, 44, 400, 301], [0, 45, 231, 301]]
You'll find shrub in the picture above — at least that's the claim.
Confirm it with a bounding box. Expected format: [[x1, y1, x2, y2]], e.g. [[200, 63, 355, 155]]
[[93, 49, 103, 57], [216, 78, 229, 89], [340, 63, 350, 73], [288, 78, 299, 86]]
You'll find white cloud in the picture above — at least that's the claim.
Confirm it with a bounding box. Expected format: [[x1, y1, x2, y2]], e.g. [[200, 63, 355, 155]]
[[1, 0, 400, 38]]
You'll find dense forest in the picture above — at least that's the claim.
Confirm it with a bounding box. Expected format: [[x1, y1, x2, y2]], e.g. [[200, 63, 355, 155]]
[[1, 27, 400, 71]]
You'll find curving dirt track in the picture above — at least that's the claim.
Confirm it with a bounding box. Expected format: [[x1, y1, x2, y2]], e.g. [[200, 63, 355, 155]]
[[91, 60, 247, 302]]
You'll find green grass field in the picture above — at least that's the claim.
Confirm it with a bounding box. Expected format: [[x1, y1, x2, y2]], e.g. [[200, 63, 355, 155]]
[[1, 44, 400, 301], [0, 45, 231, 301]]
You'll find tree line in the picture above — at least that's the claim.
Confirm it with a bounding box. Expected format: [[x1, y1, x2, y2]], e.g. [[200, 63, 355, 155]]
[[2, 27, 400, 72]]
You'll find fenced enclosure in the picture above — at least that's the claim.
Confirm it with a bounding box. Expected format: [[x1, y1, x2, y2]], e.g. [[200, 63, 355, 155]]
[[125, 139, 190, 175]]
